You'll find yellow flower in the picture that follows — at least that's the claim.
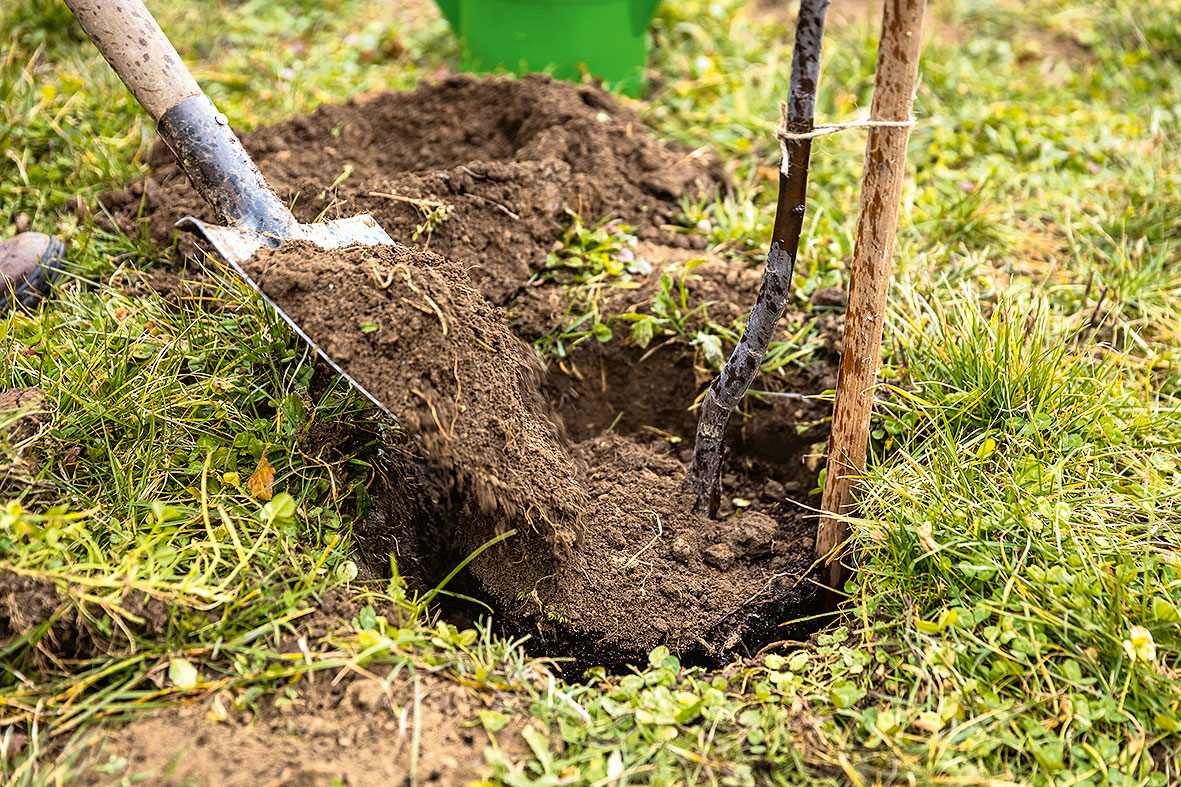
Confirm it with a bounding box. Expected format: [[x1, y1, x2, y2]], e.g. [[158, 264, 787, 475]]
[[1123, 625, 1157, 663]]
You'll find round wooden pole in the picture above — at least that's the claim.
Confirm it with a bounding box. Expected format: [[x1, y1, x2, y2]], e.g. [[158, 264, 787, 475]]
[[685, 0, 831, 516], [816, 0, 926, 589]]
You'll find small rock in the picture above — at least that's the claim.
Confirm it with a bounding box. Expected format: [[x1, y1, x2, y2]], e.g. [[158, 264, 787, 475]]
[[730, 511, 778, 559], [704, 543, 735, 571], [670, 536, 693, 563], [346, 679, 387, 713], [761, 479, 786, 501], [811, 287, 848, 309]]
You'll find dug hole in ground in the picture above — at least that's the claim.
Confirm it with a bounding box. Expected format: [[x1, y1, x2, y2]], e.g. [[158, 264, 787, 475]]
[[91, 74, 843, 780], [100, 74, 841, 666]]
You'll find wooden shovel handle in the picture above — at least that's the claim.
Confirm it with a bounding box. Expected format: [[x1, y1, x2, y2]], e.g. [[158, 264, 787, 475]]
[[64, 0, 202, 121]]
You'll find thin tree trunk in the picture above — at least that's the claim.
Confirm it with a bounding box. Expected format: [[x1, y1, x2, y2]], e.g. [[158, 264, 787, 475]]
[[816, 0, 926, 588], [685, 0, 831, 516]]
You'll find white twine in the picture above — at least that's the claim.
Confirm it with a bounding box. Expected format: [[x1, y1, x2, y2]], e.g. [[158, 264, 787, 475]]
[[776, 102, 917, 174], [778, 118, 916, 141]]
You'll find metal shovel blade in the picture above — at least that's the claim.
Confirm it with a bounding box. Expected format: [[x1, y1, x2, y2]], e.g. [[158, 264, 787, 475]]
[[176, 213, 399, 419], [176, 213, 395, 266]]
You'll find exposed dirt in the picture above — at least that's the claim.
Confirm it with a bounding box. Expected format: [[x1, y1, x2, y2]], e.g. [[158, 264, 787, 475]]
[[476, 434, 819, 665], [0, 571, 103, 672], [98, 73, 724, 307], [97, 74, 837, 663], [66, 69, 849, 787], [246, 241, 586, 552], [242, 241, 828, 663], [82, 666, 530, 787], [0, 386, 50, 494]]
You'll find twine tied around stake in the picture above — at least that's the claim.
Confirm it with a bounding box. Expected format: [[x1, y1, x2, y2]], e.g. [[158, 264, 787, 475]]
[[777, 102, 916, 174]]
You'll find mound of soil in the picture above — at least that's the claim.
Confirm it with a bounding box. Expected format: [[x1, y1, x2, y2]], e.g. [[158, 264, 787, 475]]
[[247, 241, 585, 550], [243, 241, 823, 661], [98, 73, 724, 307]]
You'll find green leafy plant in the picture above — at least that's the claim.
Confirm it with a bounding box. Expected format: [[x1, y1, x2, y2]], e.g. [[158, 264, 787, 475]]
[[541, 212, 643, 282]]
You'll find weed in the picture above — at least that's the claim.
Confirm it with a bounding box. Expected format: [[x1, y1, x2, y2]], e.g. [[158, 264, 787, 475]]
[[411, 203, 454, 244], [531, 214, 644, 359], [541, 213, 644, 282]]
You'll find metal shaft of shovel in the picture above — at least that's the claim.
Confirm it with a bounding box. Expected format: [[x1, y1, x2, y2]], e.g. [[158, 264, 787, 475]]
[[64, 0, 397, 416]]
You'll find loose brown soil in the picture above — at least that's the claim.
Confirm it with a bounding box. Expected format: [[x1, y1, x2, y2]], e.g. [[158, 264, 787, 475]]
[[0, 570, 105, 672], [247, 241, 586, 551], [0, 386, 51, 495], [97, 73, 724, 308], [240, 240, 828, 663], [82, 667, 530, 787], [98, 74, 838, 664]]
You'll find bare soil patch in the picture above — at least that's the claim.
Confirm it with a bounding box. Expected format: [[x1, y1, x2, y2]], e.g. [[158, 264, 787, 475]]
[[0, 386, 51, 495], [98, 73, 724, 307], [82, 667, 529, 787], [242, 241, 828, 664], [0, 571, 104, 672]]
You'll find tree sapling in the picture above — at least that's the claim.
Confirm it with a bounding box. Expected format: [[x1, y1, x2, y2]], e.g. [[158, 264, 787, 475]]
[[685, 0, 832, 515]]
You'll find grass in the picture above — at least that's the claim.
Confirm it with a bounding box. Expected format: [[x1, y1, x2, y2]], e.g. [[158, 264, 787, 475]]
[[2, 0, 1180, 784]]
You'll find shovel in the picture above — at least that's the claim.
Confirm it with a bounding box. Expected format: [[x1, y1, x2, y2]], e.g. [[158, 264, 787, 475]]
[[65, 0, 397, 414]]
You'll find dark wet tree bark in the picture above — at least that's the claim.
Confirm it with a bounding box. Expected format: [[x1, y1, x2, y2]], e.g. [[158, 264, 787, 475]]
[[685, 0, 831, 515]]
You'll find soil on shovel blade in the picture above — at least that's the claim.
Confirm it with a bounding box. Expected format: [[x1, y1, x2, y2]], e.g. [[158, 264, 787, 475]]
[[100, 74, 837, 666]]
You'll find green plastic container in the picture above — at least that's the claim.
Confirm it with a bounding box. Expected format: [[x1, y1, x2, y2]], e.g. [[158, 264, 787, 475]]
[[434, 0, 662, 95]]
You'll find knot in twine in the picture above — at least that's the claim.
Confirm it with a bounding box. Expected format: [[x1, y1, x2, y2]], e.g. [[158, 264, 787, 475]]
[[776, 102, 916, 174]]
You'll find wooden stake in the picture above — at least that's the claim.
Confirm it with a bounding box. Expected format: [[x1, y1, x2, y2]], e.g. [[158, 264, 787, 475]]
[[686, 0, 831, 515], [816, 0, 926, 587]]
